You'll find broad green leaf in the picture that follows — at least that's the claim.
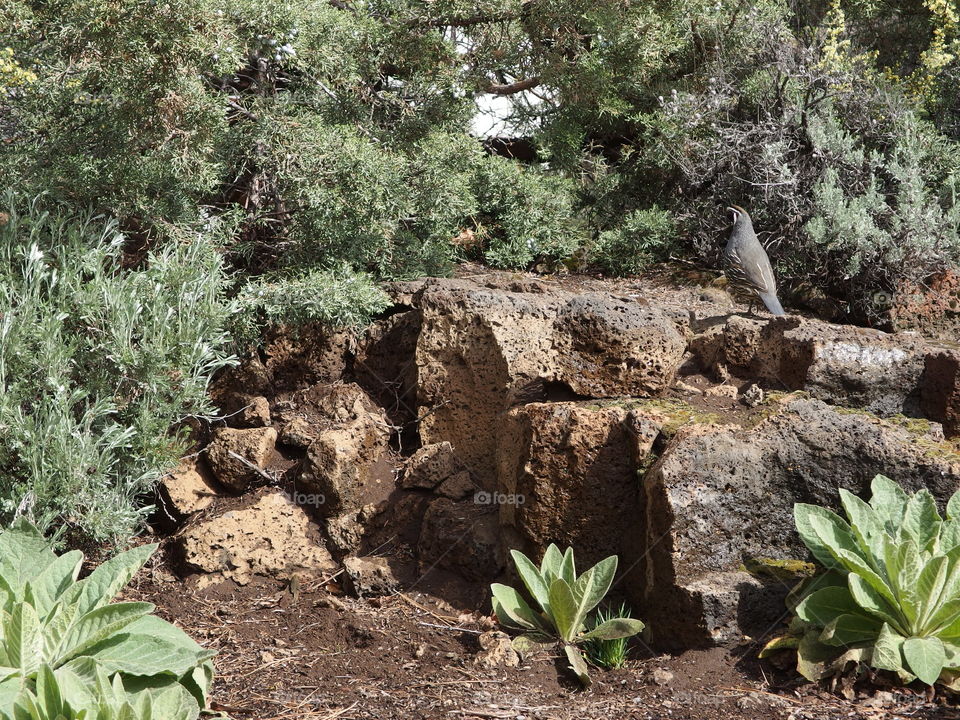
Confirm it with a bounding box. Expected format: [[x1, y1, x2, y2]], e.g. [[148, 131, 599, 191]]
[[819, 613, 881, 646], [839, 489, 885, 564], [117, 677, 201, 720], [182, 660, 213, 710], [7, 601, 43, 674], [795, 586, 860, 626], [895, 541, 922, 625], [831, 549, 898, 608], [563, 644, 591, 686], [510, 550, 551, 616], [74, 544, 156, 616], [0, 520, 57, 595], [903, 490, 941, 550], [796, 628, 841, 681], [788, 570, 847, 613], [135, 684, 198, 720], [548, 578, 579, 642], [870, 475, 910, 531], [944, 640, 960, 667], [0, 574, 14, 615], [882, 535, 903, 596], [794, 504, 845, 569], [572, 555, 616, 624], [937, 544, 960, 603], [41, 599, 78, 661], [54, 659, 99, 713], [35, 664, 64, 719], [940, 520, 960, 554], [847, 574, 906, 634], [540, 545, 564, 583], [490, 584, 544, 633], [927, 598, 960, 636], [559, 547, 576, 587], [85, 633, 216, 678], [578, 617, 644, 641], [947, 490, 960, 521], [871, 623, 905, 671], [903, 636, 946, 685], [58, 602, 154, 664], [28, 551, 82, 620], [0, 677, 21, 713], [808, 513, 871, 572], [916, 555, 949, 629]]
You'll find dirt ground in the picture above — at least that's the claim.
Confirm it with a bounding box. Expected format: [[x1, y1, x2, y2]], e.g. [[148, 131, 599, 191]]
[[122, 553, 958, 720]]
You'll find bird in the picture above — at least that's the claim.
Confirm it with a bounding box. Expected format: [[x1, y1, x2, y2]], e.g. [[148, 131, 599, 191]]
[[723, 205, 785, 316]]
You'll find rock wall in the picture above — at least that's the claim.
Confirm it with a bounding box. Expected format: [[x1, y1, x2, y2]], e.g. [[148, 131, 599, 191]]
[[162, 272, 960, 652]]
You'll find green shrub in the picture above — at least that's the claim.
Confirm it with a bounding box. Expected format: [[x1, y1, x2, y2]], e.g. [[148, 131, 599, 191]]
[[591, 206, 677, 276], [0, 196, 235, 542], [0, 519, 213, 719], [472, 157, 587, 271], [491, 544, 644, 686], [231, 265, 391, 348], [768, 474, 960, 688], [0, 0, 230, 225]]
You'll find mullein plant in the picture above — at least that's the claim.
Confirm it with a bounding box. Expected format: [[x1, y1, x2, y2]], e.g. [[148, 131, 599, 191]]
[[0, 520, 214, 719], [491, 544, 644, 686], [764, 475, 960, 688]]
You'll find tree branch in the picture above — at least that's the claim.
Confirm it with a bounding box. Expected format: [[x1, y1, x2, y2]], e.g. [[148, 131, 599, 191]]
[[485, 75, 541, 95]]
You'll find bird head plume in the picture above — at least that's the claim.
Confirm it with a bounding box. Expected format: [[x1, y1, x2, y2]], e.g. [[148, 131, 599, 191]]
[[726, 205, 755, 234], [727, 205, 749, 223]]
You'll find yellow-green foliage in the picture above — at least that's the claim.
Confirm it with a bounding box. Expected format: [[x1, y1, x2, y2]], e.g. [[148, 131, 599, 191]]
[[817, 0, 879, 87], [909, 0, 959, 105], [0, 46, 35, 90]]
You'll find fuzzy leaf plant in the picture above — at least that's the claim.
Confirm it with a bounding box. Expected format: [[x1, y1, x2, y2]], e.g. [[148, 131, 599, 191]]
[[0, 519, 214, 719], [765, 475, 960, 688], [490, 544, 644, 686]]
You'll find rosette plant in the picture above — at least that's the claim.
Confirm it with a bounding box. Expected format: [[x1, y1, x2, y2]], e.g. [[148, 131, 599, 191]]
[[771, 475, 960, 687], [490, 544, 644, 686], [0, 520, 214, 719]]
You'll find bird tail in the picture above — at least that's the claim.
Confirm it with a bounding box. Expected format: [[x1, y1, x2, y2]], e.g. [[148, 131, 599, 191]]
[[758, 292, 785, 316]]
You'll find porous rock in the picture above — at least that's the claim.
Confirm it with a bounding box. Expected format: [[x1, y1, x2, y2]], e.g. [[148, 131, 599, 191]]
[[437, 471, 476, 500], [414, 279, 685, 486], [418, 497, 503, 581], [922, 347, 960, 439], [205, 426, 277, 493], [296, 383, 392, 516], [691, 315, 926, 416], [343, 555, 400, 597], [324, 504, 379, 556], [496, 401, 663, 571], [157, 457, 220, 520], [474, 631, 520, 668], [637, 397, 960, 648], [401, 442, 460, 489], [178, 490, 335, 587]]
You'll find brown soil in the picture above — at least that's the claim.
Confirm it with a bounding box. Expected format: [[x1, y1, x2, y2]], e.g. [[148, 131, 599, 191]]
[[124, 549, 957, 720]]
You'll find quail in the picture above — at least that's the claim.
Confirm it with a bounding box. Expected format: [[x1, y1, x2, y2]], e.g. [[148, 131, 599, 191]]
[[723, 205, 785, 316]]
